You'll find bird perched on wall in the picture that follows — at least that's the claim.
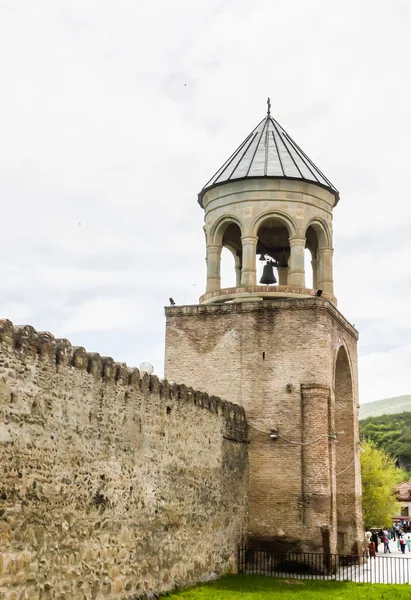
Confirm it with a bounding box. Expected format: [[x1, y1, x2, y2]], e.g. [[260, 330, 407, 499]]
[[169, 298, 176, 306]]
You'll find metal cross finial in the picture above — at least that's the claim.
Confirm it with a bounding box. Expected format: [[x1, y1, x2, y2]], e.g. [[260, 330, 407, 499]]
[[267, 97, 271, 116]]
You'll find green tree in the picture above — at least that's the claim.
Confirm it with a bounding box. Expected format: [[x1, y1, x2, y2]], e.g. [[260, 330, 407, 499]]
[[359, 411, 411, 470], [360, 441, 401, 529]]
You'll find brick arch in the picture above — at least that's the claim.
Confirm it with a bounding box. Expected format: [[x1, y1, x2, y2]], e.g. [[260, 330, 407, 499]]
[[334, 343, 357, 554]]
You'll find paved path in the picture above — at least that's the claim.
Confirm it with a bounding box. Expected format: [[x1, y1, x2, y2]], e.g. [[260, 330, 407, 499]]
[[375, 539, 411, 557], [338, 540, 411, 584], [247, 539, 411, 584]]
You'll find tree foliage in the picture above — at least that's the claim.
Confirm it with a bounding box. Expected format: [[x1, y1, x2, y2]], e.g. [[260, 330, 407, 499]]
[[360, 412, 411, 471], [360, 441, 401, 529]]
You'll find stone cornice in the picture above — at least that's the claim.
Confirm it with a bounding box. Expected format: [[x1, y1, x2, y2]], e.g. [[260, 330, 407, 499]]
[[165, 298, 358, 341]]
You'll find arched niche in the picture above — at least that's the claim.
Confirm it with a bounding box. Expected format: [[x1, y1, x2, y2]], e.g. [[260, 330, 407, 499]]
[[255, 215, 292, 285], [334, 344, 357, 554]]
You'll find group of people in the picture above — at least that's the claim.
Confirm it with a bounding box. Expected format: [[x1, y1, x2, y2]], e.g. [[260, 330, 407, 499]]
[[366, 526, 411, 557]]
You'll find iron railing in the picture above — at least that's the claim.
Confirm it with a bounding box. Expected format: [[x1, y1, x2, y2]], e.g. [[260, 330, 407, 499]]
[[237, 546, 411, 584]]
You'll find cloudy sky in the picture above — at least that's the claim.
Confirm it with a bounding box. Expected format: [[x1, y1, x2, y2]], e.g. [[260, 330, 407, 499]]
[[0, 0, 410, 404]]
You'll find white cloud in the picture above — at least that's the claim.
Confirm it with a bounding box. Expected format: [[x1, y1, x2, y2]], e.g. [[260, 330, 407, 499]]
[[359, 345, 411, 404], [0, 301, 33, 324], [61, 296, 147, 334]]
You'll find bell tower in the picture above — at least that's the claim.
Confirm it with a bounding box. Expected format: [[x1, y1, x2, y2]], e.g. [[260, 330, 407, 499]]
[[165, 102, 363, 555]]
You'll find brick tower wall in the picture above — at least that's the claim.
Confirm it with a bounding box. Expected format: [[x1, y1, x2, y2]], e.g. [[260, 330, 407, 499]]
[[165, 298, 364, 554]]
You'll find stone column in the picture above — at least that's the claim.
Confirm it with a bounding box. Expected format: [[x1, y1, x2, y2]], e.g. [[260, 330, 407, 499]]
[[277, 266, 289, 286], [206, 245, 222, 293], [240, 236, 257, 287], [288, 237, 306, 287], [235, 255, 242, 287], [317, 247, 334, 296], [301, 384, 336, 555], [311, 258, 319, 289]]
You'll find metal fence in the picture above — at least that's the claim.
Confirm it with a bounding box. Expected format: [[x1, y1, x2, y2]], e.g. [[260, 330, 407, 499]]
[[238, 546, 411, 584]]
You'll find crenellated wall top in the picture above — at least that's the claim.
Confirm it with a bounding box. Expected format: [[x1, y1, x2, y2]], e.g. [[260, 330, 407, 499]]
[[0, 319, 246, 423]]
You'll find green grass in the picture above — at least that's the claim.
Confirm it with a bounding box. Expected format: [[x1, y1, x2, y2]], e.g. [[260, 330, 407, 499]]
[[164, 575, 411, 599]]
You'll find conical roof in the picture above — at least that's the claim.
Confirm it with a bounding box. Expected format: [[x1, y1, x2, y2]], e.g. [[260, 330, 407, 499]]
[[198, 110, 339, 206]]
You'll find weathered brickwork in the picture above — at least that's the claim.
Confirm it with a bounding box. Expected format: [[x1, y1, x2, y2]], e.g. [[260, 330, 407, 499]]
[[165, 298, 364, 554], [0, 320, 248, 600]]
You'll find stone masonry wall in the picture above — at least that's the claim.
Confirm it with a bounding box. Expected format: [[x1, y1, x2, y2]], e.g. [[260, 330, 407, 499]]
[[0, 320, 248, 600], [165, 298, 363, 554]]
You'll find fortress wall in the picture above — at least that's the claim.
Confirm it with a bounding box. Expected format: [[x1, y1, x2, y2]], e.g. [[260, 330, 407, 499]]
[[0, 320, 248, 600]]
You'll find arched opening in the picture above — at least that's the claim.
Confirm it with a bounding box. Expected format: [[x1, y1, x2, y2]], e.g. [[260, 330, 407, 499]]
[[256, 217, 290, 286], [219, 221, 242, 288], [305, 225, 319, 290], [304, 249, 313, 289], [222, 222, 242, 288], [334, 345, 357, 554], [220, 247, 238, 288], [206, 220, 242, 293]]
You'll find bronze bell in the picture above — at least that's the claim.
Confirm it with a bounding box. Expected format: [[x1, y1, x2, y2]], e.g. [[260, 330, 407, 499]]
[[259, 262, 277, 285]]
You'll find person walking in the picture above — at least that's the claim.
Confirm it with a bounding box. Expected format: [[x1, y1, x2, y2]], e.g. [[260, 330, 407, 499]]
[[400, 534, 406, 554], [365, 531, 371, 544], [383, 533, 391, 553], [368, 540, 376, 559], [371, 531, 379, 553], [407, 535, 411, 552]]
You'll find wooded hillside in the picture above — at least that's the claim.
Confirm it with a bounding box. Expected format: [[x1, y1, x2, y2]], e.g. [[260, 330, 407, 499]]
[[360, 395, 411, 420], [360, 411, 411, 471]]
